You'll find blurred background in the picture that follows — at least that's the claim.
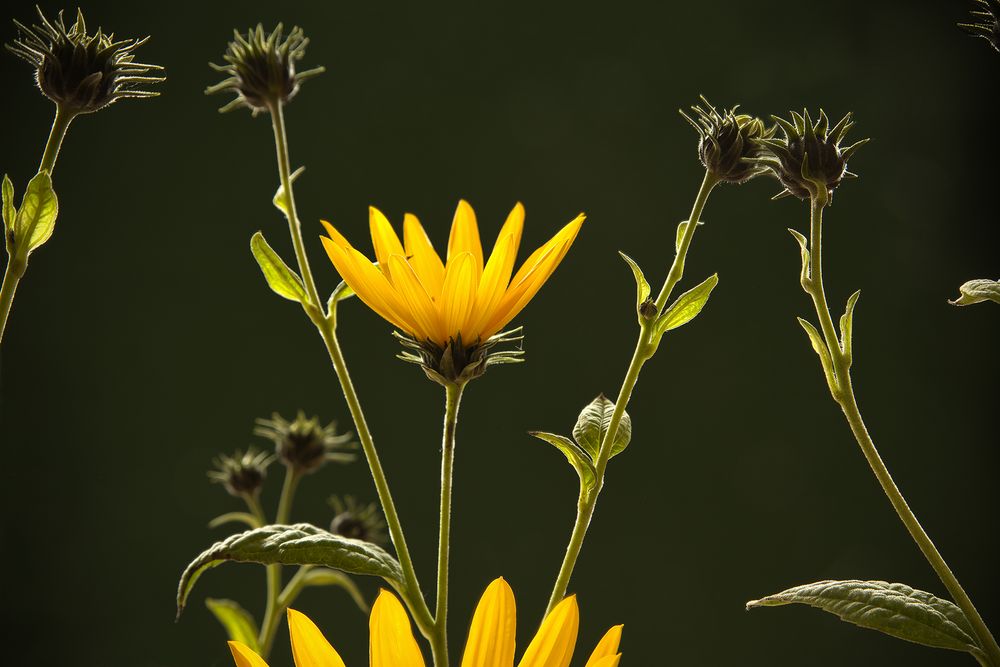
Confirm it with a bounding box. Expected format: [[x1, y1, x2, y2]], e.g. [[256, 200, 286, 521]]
[[0, 0, 997, 664]]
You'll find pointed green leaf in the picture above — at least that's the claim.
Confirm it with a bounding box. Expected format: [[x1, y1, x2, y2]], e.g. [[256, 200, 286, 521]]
[[207, 511, 262, 530], [2, 175, 14, 232], [528, 431, 596, 491], [572, 394, 632, 460], [950, 279, 1000, 306], [13, 171, 58, 253], [272, 166, 305, 217], [747, 580, 983, 655], [618, 251, 650, 312], [788, 228, 809, 285], [657, 274, 719, 332], [797, 316, 837, 391], [675, 220, 704, 252], [839, 290, 861, 361], [328, 279, 357, 310], [298, 568, 370, 613], [250, 231, 308, 303], [177, 523, 403, 617], [205, 598, 261, 652]]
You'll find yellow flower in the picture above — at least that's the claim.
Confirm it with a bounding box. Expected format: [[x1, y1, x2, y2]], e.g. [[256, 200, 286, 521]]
[[227, 578, 622, 667], [320, 201, 584, 349]]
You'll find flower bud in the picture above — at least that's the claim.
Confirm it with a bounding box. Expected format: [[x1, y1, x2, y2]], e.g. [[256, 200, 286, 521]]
[[394, 328, 525, 388], [679, 96, 774, 184], [6, 8, 163, 114], [754, 109, 869, 203], [329, 495, 386, 544], [959, 0, 1000, 53], [206, 24, 325, 115], [208, 449, 274, 498], [254, 411, 355, 475]]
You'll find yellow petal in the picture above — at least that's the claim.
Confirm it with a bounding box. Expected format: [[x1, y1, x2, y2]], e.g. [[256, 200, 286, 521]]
[[228, 642, 270, 667], [370, 589, 426, 667], [287, 608, 347, 667], [583, 625, 622, 666], [585, 656, 621, 667], [388, 254, 442, 343], [494, 202, 525, 259], [448, 200, 484, 279], [320, 220, 352, 248], [321, 237, 419, 335], [403, 213, 446, 298], [439, 252, 477, 343], [369, 206, 406, 280], [466, 233, 517, 341], [460, 578, 517, 667], [517, 596, 579, 667]]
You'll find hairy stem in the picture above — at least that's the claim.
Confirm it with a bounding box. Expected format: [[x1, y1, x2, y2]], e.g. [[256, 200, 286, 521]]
[[804, 191, 1000, 665], [545, 170, 719, 615]]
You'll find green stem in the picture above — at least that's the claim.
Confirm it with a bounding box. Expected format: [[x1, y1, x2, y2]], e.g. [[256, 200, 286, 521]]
[[243, 493, 281, 659], [545, 170, 719, 615], [275, 466, 300, 525], [0, 105, 77, 345], [432, 382, 464, 667], [804, 192, 1000, 666]]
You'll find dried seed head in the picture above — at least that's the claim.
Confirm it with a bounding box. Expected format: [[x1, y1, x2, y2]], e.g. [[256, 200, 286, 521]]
[[7, 7, 163, 114], [329, 495, 386, 545], [208, 448, 274, 497], [206, 23, 324, 115], [959, 0, 1000, 53], [255, 410, 356, 475], [680, 96, 774, 184]]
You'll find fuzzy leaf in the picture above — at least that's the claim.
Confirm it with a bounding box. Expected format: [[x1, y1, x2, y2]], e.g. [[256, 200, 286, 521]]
[[272, 166, 305, 217], [950, 279, 1000, 306], [675, 220, 704, 252], [13, 171, 58, 252], [747, 580, 982, 655], [250, 231, 308, 303], [205, 598, 260, 652], [2, 175, 14, 232], [618, 251, 651, 312], [528, 431, 596, 491], [657, 274, 719, 332], [788, 228, 809, 284], [572, 394, 632, 460], [839, 290, 861, 360], [177, 523, 402, 617]]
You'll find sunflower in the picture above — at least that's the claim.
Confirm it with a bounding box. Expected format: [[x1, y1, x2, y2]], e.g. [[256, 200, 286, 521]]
[[320, 201, 584, 351], [228, 577, 622, 667]]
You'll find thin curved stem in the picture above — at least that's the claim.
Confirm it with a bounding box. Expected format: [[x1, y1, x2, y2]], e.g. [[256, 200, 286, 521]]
[[0, 258, 25, 346], [39, 105, 77, 176], [545, 170, 719, 615], [803, 193, 1000, 665]]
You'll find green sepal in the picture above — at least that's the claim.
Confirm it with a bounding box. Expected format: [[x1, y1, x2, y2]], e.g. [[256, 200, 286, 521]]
[[176, 523, 403, 618], [250, 231, 309, 303], [13, 171, 58, 254], [528, 431, 596, 491], [272, 166, 305, 217], [618, 251, 654, 322], [949, 279, 1000, 306], [839, 290, 860, 363], [572, 394, 632, 460], [296, 567, 370, 613], [747, 580, 984, 656], [2, 175, 14, 233], [205, 598, 261, 653], [657, 273, 719, 333], [788, 228, 809, 286], [797, 317, 836, 391], [675, 220, 704, 252], [207, 511, 262, 530]]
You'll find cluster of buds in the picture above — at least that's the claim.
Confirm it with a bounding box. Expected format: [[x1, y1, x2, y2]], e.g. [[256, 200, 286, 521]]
[[208, 448, 274, 498], [254, 410, 356, 475], [206, 24, 324, 115], [329, 495, 386, 544], [7, 7, 163, 115], [959, 0, 1000, 53], [680, 96, 774, 184]]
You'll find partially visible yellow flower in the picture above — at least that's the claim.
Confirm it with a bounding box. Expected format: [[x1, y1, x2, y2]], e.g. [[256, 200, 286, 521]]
[[319, 201, 584, 349], [227, 577, 622, 667]]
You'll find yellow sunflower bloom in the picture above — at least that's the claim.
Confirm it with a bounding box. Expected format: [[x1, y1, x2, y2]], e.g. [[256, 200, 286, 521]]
[[227, 577, 622, 667], [319, 201, 584, 350]]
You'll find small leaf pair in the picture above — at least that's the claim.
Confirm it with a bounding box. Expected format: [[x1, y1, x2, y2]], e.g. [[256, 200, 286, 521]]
[[3, 172, 59, 259]]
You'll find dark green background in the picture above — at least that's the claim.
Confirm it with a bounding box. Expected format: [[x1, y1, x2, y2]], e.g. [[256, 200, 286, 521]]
[[1, 1, 997, 665]]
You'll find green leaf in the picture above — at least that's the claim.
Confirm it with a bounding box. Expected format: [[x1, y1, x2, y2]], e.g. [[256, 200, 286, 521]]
[[839, 290, 860, 362], [747, 580, 983, 655], [675, 220, 704, 252], [250, 231, 308, 303], [327, 279, 357, 312], [177, 523, 403, 617], [207, 511, 261, 530], [272, 166, 305, 217], [13, 171, 58, 253], [657, 273, 719, 333], [572, 394, 632, 460], [298, 567, 370, 613], [797, 316, 836, 391], [788, 228, 809, 285], [205, 598, 261, 652], [950, 279, 1000, 306], [528, 431, 596, 491], [2, 175, 14, 232], [618, 251, 650, 312]]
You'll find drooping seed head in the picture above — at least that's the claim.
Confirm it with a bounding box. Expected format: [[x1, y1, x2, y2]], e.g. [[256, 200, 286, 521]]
[[679, 96, 774, 184]]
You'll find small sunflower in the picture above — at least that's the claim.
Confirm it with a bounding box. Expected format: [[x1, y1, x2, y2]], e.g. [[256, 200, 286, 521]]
[[320, 201, 584, 383], [227, 577, 622, 667]]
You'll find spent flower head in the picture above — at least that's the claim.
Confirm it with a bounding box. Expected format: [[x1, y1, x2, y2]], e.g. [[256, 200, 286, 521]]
[[6, 7, 163, 114], [959, 0, 1000, 53], [254, 410, 356, 475], [206, 23, 325, 115], [753, 109, 869, 203], [208, 448, 274, 498], [680, 96, 774, 184], [328, 495, 387, 544]]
